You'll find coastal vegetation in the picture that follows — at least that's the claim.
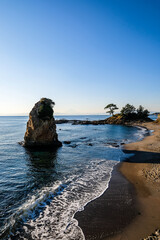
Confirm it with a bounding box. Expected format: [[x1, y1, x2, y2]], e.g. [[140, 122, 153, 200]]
[[56, 103, 151, 126], [38, 98, 55, 120], [103, 103, 150, 124], [56, 103, 152, 126], [104, 103, 118, 116], [120, 104, 149, 120], [105, 103, 149, 119]]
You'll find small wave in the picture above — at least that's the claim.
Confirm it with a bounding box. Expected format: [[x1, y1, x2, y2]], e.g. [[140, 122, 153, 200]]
[[7, 159, 117, 240], [128, 126, 149, 143], [1, 181, 64, 239], [0, 122, 147, 240]]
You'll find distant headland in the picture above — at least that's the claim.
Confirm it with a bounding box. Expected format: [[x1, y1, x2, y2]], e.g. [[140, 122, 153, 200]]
[[56, 103, 153, 125]]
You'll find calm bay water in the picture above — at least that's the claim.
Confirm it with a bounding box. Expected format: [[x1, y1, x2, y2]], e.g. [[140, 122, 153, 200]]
[[0, 116, 148, 240]]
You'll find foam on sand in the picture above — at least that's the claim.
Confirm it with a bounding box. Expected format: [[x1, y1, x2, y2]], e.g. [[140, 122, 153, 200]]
[[12, 159, 117, 240]]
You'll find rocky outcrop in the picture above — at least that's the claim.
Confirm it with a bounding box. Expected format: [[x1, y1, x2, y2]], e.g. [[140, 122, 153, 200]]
[[23, 98, 62, 148], [154, 114, 160, 124], [55, 114, 152, 126]]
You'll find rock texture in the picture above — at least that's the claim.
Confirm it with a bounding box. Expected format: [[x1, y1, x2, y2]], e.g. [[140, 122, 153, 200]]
[[23, 98, 62, 148], [155, 114, 160, 124]]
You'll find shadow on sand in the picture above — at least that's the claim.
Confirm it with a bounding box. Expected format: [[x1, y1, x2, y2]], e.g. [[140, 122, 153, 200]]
[[75, 149, 160, 240], [123, 149, 160, 164]]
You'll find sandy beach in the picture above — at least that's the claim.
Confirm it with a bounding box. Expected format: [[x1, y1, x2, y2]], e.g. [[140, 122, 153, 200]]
[[76, 121, 160, 240]]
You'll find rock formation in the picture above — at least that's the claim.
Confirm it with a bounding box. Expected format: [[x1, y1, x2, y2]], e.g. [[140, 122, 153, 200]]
[[23, 98, 62, 148], [155, 114, 160, 124]]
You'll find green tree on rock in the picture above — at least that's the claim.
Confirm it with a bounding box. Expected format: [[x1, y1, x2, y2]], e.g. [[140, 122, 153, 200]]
[[121, 104, 136, 116], [120, 103, 136, 120], [38, 98, 55, 120], [137, 105, 149, 119], [104, 104, 118, 116]]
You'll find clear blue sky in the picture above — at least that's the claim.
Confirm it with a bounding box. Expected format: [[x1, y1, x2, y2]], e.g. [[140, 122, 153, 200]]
[[0, 0, 159, 115]]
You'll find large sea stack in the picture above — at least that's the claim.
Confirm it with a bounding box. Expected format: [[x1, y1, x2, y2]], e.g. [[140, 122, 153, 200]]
[[23, 98, 62, 148]]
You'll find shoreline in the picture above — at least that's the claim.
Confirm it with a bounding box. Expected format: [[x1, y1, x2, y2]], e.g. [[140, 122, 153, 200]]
[[75, 163, 139, 239], [75, 121, 160, 240], [116, 121, 160, 240]]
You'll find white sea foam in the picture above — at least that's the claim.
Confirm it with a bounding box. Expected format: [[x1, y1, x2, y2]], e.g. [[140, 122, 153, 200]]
[[0, 117, 149, 240], [12, 159, 117, 240], [7, 132, 144, 239], [131, 126, 149, 142]]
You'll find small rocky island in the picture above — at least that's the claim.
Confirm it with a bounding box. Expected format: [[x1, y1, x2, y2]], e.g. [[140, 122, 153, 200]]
[[22, 98, 62, 149], [55, 104, 153, 126]]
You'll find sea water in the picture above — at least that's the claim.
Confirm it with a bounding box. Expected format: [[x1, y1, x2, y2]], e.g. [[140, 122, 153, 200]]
[[0, 116, 149, 240]]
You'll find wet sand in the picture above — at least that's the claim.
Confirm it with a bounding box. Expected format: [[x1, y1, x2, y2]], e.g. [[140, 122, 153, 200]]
[[75, 122, 160, 240], [75, 164, 139, 240]]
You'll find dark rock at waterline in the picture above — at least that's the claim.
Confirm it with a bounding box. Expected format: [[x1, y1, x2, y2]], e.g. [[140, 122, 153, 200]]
[[55, 115, 153, 126], [69, 144, 78, 148], [55, 119, 69, 124], [110, 143, 119, 148], [22, 98, 62, 149], [88, 143, 93, 146], [105, 142, 120, 148], [55, 119, 108, 125], [64, 141, 71, 144]]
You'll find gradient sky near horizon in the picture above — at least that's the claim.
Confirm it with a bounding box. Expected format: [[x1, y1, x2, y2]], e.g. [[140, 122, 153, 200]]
[[0, 0, 160, 115]]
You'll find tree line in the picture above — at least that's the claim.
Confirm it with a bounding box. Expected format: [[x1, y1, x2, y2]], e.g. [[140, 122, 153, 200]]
[[104, 103, 149, 120]]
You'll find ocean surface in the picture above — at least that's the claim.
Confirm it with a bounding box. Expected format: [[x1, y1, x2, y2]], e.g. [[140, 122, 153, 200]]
[[0, 115, 149, 240]]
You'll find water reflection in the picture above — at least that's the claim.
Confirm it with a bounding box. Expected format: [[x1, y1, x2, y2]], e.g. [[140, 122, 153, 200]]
[[25, 148, 58, 169], [24, 148, 59, 190]]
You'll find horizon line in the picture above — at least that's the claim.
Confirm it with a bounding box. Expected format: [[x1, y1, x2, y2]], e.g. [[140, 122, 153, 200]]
[[0, 111, 158, 117], [0, 113, 108, 117]]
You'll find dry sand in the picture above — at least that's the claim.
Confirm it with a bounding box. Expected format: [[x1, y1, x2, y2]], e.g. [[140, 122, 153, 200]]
[[124, 122, 160, 153], [109, 122, 160, 240]]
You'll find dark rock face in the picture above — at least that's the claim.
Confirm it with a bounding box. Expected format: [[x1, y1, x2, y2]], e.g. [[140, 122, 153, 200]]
[[23, 98, 62, 148], [63, 141, 71, 144]]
